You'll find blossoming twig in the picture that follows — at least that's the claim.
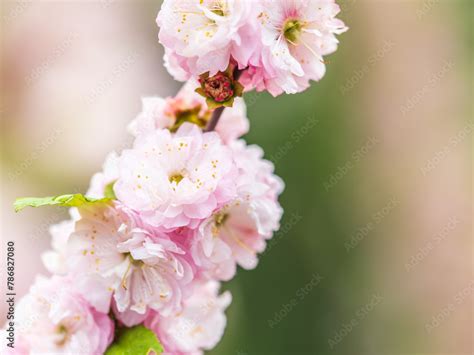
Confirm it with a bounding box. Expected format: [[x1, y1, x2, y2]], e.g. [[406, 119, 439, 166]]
[[205, 68, 244, 132], [8, 1, 347, 353]]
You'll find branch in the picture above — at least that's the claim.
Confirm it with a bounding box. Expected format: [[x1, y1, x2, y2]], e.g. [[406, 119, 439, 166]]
[[204, 106, 225, 132]]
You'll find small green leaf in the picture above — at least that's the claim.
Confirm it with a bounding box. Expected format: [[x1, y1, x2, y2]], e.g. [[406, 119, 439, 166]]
[[233, 80, 244, 97], [222, 97, 235, 107], [14, 194, 112, 212], [104, 181, 117, 199], [105, 325, 163, 355], [195, 87, 207, 97], [206, 97, 222, 109]]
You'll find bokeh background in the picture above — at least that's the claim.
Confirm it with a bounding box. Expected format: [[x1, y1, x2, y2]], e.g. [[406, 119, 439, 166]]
[[1, 1, 472, 354]]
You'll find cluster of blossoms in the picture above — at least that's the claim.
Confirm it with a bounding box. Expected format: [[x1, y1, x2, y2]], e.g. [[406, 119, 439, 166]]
[[6, 1, 346, 354], [158, 0, 347, 97], [6, 79, 283, 354]]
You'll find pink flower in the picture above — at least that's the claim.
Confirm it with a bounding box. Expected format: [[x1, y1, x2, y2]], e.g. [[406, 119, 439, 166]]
[[145, 280, 231, 354], [242, 0, 348, 96], [157, 1, 347, 96], [157, 0, 257, 77], [164, 49, 194, 82], [191, 140, 283, 280], [192, 198, 282, 280], [128, 80, 249, 143], [230, 139, 284, 200], [115, 123, 236, 230], [87, 151, 120, 199], [66, 204, 195, 325], [5, 275, 113, 354], [41, 216, 76, 275]]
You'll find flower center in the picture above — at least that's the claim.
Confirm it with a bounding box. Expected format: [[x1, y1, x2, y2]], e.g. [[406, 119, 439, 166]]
[[55, 324, 69, 347], [210, 1, 226, 17], [214, 212, 229, 227], [211, 211, 229, 237], [121, 254, 142, 290], [211, 9, 225, 16], [169, 173, 184, 184], [170, 106, 209, 132], [283, 19, 302, 44]]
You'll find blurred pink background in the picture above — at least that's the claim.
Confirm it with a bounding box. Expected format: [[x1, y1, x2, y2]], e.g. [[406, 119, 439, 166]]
[[1, 1, 472, 354]]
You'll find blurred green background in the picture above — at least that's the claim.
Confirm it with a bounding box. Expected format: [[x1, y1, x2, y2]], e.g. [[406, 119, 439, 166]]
[[1, 1, 472, 354]]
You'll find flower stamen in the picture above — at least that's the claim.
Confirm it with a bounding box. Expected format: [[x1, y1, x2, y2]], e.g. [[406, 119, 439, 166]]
[[55, 324, 69, 347], [283, 19, 303, 44], [169, 173, 185, 184]]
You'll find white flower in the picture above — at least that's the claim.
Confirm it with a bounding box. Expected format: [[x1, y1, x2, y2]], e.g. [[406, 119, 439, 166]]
[[87, 151, 120, 199], [42, 219, 74, 275], [66, 204, 194, 325], [157, 0, 255, 76], [246, 0, 348, 95], [146, 280, 231, 354], [191, 140, 283, 280], [115, 123, 236, 230], [5, 275, 113, 354]]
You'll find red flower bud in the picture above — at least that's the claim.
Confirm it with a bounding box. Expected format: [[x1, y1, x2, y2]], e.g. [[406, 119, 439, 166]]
[[199, 72, 234, 103]]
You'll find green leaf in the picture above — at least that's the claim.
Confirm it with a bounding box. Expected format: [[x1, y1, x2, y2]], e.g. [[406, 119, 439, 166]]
[[222, 97, 235, 107], [104, 181, 117, 199], [233, 80, 244, 97], [206, 97, 222, 109], [14, 193, 112, 212], [105, 325, 163, 355], [195, 87, 207, 98]]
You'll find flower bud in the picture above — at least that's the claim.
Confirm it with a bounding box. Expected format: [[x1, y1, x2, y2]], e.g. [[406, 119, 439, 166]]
[[196, 66, 244, 109], [200, 72, 234, 103]]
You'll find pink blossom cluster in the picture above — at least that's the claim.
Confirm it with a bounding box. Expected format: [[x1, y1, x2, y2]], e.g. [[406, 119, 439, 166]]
[[7, 80, 283, 354], [5, 1, 350, 352], [158, 0, 348, 96]]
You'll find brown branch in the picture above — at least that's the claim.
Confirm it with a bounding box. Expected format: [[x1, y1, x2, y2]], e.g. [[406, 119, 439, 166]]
[[205, 106, 225, 132]]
